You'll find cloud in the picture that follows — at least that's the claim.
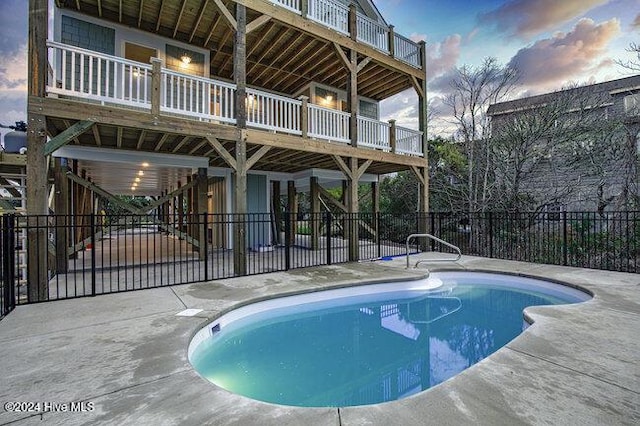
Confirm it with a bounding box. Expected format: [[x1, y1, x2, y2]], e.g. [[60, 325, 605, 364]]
[[0, 0, 28, 56], [633, 13, 640, 30], [507, 18, 620, 90], [426, 34, 462, 80], [410, 33, 427, 43], [479, 0, 610, 38]]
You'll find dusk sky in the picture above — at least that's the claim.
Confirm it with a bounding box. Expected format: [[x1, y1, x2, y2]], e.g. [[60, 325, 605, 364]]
[[0, 0, 639, 139]]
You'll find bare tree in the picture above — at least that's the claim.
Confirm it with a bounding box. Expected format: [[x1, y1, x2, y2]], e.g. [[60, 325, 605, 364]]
[[443, 57, 519, 212], [616, 42, 640, 72], [490, 83, 631, 212]]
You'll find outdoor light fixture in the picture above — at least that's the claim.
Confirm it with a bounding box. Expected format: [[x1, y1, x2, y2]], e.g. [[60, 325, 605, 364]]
[[135, 177, 141, 182], [142, 162, 149, 167], [181, 54, 192, 65], [138, 170, 144, 176]]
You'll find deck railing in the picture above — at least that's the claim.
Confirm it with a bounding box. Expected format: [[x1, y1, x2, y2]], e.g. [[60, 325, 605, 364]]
[[48, 41, 152, 108], [395, 126, 423, 156], [308, 104, 351, 143], [358, 116, 390, 151], [393, 34, 421, 68], [271, 0, 301, 13], [307, 0, 349, 34], [357, 13, 389, 52], [247, 89, 302, 134], [46, 41, 423, 156], [269, 0, 421, 68], [161, 69, 236, 124]]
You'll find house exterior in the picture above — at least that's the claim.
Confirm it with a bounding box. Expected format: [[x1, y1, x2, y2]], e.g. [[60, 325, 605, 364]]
[[25, 0, 429, 297], [486, 75, 640, 212]]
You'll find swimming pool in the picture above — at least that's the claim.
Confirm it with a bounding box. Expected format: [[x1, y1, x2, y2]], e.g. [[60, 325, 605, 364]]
[[188, 272, 591, 407]]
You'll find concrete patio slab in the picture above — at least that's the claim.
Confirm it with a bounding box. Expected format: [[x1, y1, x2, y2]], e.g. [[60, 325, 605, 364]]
[[0, 256, 639, 425]]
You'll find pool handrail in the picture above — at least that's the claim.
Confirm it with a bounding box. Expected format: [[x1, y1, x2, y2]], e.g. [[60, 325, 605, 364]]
[[405, 233, 462, 269]]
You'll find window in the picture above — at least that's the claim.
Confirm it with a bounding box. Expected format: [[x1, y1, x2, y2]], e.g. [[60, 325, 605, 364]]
[[358, 100, 378, 119], [624, 93, 640, 116], [315, 87, 338, 110], [124, 42, 157, 65]]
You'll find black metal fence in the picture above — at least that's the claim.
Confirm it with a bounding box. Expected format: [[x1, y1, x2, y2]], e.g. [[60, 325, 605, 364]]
[[0, 211, 638, 318]]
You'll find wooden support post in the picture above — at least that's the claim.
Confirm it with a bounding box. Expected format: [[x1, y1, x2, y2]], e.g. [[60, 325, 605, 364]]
[[348, 49, 358, 147], [389, 119, 397, 154], [53, 158, 69, 273], [287, 180, 296, 246], [299, 95, 309, 138], [271, 180, 282, 245], [372, 180, 380, 255], [234, 4, 247, 129], [196, 167, 208, 260], [27, 0, 49, 302], [310, 176, 320, 250], [348, 4, 357, 41], [151, 57, 162, 116], [347, 157, 359, 261], [233, 3, 248, 276], [418, 41, 429, 214], [388, 25, 395, 58], [301, 0, 308, 17]]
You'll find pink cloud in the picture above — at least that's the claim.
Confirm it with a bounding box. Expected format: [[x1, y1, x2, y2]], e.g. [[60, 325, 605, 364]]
[[507, 18, 620, 90], [480, 0, 610, 38], [426, 34, 462, 79]]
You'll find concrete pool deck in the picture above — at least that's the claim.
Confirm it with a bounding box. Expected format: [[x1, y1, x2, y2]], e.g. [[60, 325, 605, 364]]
[[0, 255, 638, 425]]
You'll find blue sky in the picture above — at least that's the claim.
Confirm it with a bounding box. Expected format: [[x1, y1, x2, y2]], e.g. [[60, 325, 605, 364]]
[[375, 0, 640, 130], [0, 0, 639, 136]]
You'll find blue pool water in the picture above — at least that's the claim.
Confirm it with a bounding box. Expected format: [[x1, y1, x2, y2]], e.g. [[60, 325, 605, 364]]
[[189, 272, 589, 407]]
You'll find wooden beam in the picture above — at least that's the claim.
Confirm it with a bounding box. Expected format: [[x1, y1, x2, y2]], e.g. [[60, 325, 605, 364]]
[[355, 159, 372, 180], [43, 120, 94, 156], [91, 124, 102, 146], [410, 165, 425, 185], [172, 135, 192, 153], [411, 75, 425, 98], [173, 0, 188, 38], [332, 155, 352, 179], [30, 96, 239, 141], [234, 4, 247, 128], [356, 57, 372, 74], [246, 145, 270, 170], [206, 136, 237, 170], [138, 0, 144, 28], [204, 13, 223, 47], [116, 126, 123, 148], [153, 133, 170, 152], [155, 0, 165, 31], [188, 140, 207, 155], [190, 0, 210, 43], [213, 0, 237, 30], [97, 0, 102, 17], [333, 42, 351, 70], [136, 130, 147, 149], [317, 184, 347, 212], [247, 15, 271, 34], [119, 0, 122, 22]]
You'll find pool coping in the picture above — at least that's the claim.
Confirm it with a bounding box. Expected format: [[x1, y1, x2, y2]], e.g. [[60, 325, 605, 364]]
[[0, 255, 638, 425]]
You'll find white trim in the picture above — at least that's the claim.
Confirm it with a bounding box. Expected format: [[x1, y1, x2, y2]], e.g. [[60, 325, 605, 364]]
[[53, 146, 209, 169]]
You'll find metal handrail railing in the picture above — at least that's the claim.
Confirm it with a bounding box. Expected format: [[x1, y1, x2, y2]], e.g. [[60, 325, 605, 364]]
[[405, 233, 462, 269]]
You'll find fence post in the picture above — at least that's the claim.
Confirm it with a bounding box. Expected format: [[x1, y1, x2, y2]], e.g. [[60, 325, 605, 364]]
[[562, 211, 568, 266], [284, 212, 291, 271], [326, 213, 332, 265], [90, 213, 96, 296], [202, 213, 209, 282], [376, 213, 381, 258], [488, 212, 493, 258], [2, 215, 16, 314], [430, 213, 436, 251]]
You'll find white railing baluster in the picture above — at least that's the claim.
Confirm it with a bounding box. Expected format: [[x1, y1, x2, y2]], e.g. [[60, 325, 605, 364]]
[[307, 0, 349, 34], [307, 104, 350, 143], [357, 116, 390, 151], [393, 33, 421, 68], [269, 0, 301, 13], [356, 13, 389, 53], [395, 126, 423, 156]]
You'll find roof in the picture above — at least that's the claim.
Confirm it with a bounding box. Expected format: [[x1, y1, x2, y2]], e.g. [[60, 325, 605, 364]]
[[487, 74, 640, 116]]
